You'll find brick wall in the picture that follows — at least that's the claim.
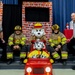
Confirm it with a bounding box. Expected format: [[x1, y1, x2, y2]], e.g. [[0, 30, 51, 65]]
[[0, 1, 3, 28], [22, 2, 52, 42]]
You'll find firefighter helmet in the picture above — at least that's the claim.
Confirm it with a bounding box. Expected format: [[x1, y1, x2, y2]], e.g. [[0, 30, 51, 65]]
[[14, 25, 22, 31], [52, 24, 59, 30]]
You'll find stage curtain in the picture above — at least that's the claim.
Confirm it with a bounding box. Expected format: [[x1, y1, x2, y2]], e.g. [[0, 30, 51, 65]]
[[2, 0, 18, 4], [2, 0, 75, 32], [2, 4, 22, 43], [49, 0, 75, 32]]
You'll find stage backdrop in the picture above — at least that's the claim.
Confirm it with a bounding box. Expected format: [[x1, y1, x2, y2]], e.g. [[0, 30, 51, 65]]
[[2, 0, 75, 32], [2, 4, 22, 43], [2, 0, 18, 4], [49, 0, 75, 31]]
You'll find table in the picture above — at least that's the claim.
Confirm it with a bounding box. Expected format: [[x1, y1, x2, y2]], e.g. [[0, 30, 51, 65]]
[[63, 29, 73, 39]]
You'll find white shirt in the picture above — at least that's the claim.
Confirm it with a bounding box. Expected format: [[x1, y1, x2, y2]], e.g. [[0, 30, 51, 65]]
[[73, 23, 75, 38], [70, 21, 75, 38], [0, 26, 2, 32], [70, 20, 73, 29]]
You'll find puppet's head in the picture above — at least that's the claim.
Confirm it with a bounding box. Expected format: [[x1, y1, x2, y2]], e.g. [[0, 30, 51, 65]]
[[31, 23, 46, 38]]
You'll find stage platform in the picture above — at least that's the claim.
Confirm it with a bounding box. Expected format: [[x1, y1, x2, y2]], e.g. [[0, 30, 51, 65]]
[[0, 61, 75, 69], [0, 54, 75, 69]]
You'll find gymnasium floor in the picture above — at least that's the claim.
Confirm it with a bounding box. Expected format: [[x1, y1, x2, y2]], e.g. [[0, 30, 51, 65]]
[[0, 69, 75, 75]]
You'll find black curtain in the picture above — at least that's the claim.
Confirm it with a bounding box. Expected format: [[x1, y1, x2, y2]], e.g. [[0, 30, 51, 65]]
[[2, 4, 22, 43]]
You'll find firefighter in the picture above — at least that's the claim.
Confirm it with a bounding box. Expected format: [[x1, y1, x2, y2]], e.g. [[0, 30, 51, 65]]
[[49, 24, 68, 65], [7, 25, 27, 64]]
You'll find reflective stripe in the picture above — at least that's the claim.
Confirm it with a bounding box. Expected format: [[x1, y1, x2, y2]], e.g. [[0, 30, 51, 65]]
[[22, 37, 26, 40], [8, 42, 13, 46], [61, 41, 66, 45], [49, 39, 52, 42], [52, 40, 59, 44], [15, 40, 20, 44], [51, 43, 55, 47], [7, 53, 13, 59], [53, 53, 59, 58], [20, 53, 26, 58], [49, 39, 55, 47], [61, 53, 68, 57], [61, 51, 68, 59], [61, 38, 66, 45], [62, 38, 67, 41], [9, 37, 13, 40], [21, 41, 25, 45]]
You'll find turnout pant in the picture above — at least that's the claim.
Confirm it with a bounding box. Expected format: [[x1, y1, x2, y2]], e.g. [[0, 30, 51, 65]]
[[6, 45, 27, 62], [47, 44, 68, 61]]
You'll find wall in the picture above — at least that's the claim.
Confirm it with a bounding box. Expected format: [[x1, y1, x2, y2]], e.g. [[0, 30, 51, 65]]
[[22, 2, 52, 43]]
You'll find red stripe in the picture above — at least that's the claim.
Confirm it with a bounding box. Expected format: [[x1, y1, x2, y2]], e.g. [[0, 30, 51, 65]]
[[34, 26, 42, 28]]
